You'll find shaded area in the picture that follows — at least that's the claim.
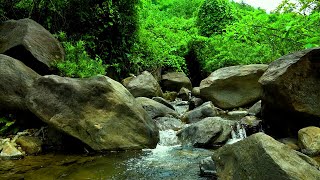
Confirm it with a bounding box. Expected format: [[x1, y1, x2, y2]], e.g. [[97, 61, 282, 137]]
[[4, 45, 51, 75]]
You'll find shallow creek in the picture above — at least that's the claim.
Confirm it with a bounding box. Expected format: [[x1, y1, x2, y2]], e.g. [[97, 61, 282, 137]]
[[0, 100, 244, 180], [0, 130, 213, 180]]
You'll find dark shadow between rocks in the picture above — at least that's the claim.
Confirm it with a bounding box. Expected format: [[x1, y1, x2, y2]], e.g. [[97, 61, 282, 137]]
[[4, 45, 52, 75], [261, 102, 320, 138]]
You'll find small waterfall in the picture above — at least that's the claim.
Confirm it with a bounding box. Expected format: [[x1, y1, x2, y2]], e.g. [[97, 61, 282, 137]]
[[158, 130, 180, 146], [226, 122, 247, 144]]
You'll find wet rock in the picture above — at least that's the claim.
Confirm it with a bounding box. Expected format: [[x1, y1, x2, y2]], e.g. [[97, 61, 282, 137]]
[[199, 157, 217, 177], [170, 100, 189, 116], [177, 117, 235, 148], [212, 133, 320, 180], [278, 138, 300, 151], [248, 100, 261, 116], [188, 97, 204, 110], [181, 102, 219, 124], [136, 97, 179, 119], [26, 75, 159, 151], [161, 72, 192, 91], [15, 136, 42, 155], [152, 97, 175, 110], [155, 117, 184, 131], [122, 71, 163, 98], [200, 64, 268, 109], [259, 48, 320, 137], [191, 87, 201, 97], [298, 126, 320, 156], [0, 142, 23, 159], [0, 54, 40, 112], [240, 116, 262, 136], [0, 18, 65, 74], [177, 87, 191, 101]]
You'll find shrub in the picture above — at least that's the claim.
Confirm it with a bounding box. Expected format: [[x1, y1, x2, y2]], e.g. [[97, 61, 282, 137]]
[[55, 32, 106, 78]]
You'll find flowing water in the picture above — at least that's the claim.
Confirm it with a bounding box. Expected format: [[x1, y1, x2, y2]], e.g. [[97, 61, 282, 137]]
[[0, 130, 213, 180], [0, 100, 248, 179]]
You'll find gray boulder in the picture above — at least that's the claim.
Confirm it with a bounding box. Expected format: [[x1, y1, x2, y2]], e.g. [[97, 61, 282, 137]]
[[259, 48, 320, 136], [26, 75, 159, 151], [152, 97, 175, 110], [0, 18, 65, 74], [161, 72, 192, 91], [122, 71, 163, 98], [200, 64, 268, 109], [248, 100, 261, 116], [177, 87, 191, 101], [136, 97, 179, 119], [177, 117, 235, 148], [0, 54, 40, 112], [191, 87, 201, 97], [155, 117, 184, 131], [181, 102, 220, 123], [212, 133, 320, 180]]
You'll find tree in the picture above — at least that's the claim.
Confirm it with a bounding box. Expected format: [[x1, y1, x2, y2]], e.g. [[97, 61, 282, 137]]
[[197, 0, 234, 37]]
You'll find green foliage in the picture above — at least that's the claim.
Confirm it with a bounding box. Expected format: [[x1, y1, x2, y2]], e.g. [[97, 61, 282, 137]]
[[189, 3, 320, 73], [0, 116, 17, 136], [1, 0, 139, 78], [129, 0, 200, 74], [197, 0, 234, 37], [55, 32, 106, 78]]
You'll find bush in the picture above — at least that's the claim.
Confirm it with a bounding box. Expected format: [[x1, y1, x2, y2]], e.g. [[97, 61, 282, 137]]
[[197, 0, 234, 37], [55, 32, 106, 78]]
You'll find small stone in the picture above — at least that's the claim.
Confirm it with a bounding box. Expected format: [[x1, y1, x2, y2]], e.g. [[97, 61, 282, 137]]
[[227, 111, 248, 118]]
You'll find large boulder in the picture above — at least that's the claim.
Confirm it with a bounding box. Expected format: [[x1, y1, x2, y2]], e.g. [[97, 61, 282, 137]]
[[212, 133, 320, 180], [177, 117, 235, 148], [154, 117, 184, 131], [122, 71, 163, 98], [26, 75, 159, 151], [298, 126, 320, 156], [259, 48, 320, 136], [161, 72, 192, 92], [0, 18, 65, 74], [200, 64, 268, 109], [0, 54, 40, 112], [136, 97, 179, 119], [181, 102, 220, 123]]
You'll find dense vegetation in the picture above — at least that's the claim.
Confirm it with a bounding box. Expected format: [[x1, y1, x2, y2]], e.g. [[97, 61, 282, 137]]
[[0, 0, 320, 135], [1, 0, 319, 79]]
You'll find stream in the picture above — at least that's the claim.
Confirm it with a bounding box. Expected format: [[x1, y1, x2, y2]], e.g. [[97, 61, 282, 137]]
[[0, 130, 213, 180], [0, 99, 245, 180]]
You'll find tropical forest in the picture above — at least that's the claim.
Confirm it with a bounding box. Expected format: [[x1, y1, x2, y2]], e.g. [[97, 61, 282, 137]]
[[0, 0, 320, 179]]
